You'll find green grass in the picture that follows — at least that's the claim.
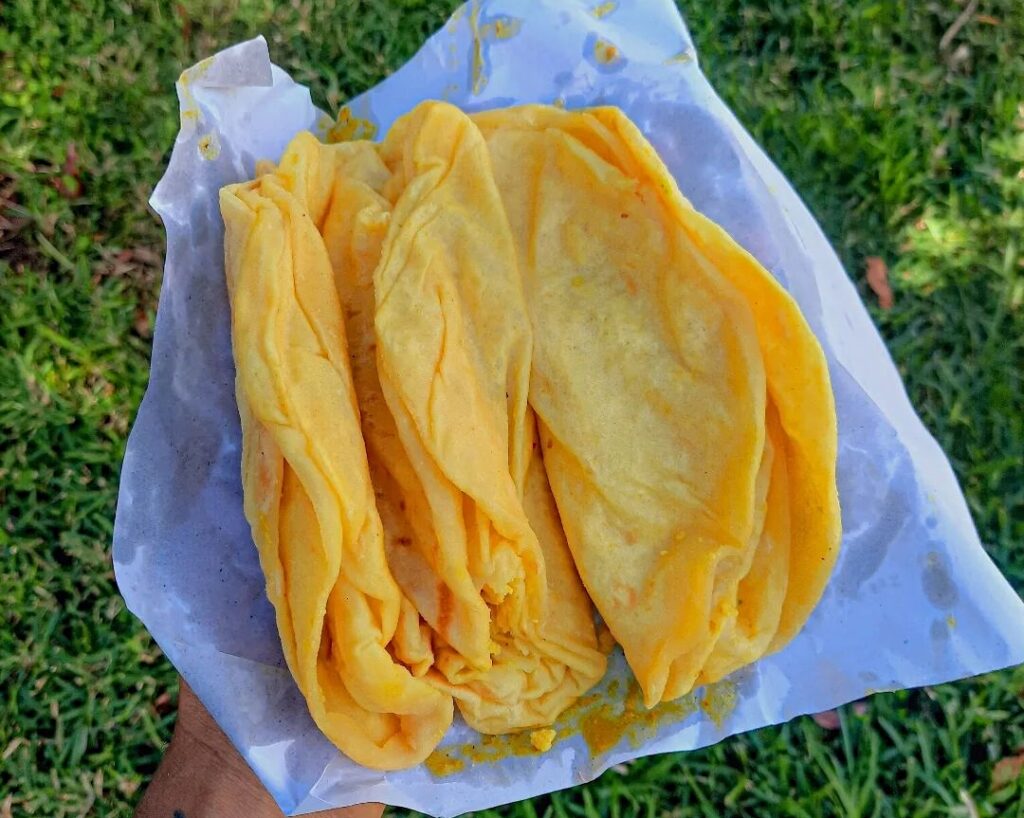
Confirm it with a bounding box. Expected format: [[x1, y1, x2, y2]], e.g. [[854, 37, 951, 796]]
[[1, 0, 1022, 815]]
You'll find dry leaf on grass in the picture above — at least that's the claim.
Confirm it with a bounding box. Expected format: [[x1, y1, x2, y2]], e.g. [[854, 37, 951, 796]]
[[154, 690, 173, 715], [939, 0, 979, 52], [52, 143, 83, 199], [992, 751, 1024, 791], [812, 710, 841, 729], [175, 3, 192, 43], [118, 779, 140, 797], [866, 256, 894, 310], [134, 307, 152, 339], [1, 738, 25, 761]]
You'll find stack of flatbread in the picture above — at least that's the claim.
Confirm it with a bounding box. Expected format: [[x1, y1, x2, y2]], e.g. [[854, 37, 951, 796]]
[[220, 101, 841, 771]]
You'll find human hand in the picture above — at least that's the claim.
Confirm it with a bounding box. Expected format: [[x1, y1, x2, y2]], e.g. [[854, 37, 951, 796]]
[[135, 678, 384, 818]]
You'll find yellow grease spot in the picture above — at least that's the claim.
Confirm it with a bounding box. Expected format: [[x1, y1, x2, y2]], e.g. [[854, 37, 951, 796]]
[[470, 3, 487, 95], [699, 679, 738, 728], [484, 17, 522, 40], [424, 747, 465, 777], [665, 49, 693, 65], [327, 106, 378, 143], [946, 614, 957, 629], [530, 728, 556, 752], [197, 132, 220, 160], [446, 3, 466, 32], [591, 1, 617, 18], [469, 1, 523, 95], [593, 38, 621, 65], [179, 56, 214, 90], [178, 56, 215, 126], [192, 56, 215, 78]]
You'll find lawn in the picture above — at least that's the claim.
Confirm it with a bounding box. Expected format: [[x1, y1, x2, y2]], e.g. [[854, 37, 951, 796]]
[[1, 0, 1022, 816]]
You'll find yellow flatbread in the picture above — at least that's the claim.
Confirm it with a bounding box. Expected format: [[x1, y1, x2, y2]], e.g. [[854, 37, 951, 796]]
[[580, 105, 841, 656], [474, 105, 767, 706], [371, 104, 605, 732], [699, 402, 792, 684], [221, 166, 452, 770]]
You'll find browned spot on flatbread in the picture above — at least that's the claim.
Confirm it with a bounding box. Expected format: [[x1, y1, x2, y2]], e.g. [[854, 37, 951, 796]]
[[438, 583, 454, 634]]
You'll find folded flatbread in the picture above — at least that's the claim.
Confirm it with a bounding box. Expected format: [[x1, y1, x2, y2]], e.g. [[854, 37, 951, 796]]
[[220, 169, 452, 771], [474, 105, 840, 705], [221, 100, 839, 769], [368, 104, 607, 731]]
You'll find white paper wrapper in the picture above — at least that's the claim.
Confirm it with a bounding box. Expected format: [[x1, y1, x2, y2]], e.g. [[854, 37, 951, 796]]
[[113, 1, 1024, 814]]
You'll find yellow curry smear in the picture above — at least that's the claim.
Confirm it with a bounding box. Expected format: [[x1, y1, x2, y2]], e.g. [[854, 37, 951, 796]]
[[591, 1, 617, 19], [580, 678, 699, 754], [426, 726, 548, 774], [425, 675, 711, 777], [327, 106, 378, 143], [699, 679, 738, 728], [471, 729, 544, 762], [424, 748, 466, 777]]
